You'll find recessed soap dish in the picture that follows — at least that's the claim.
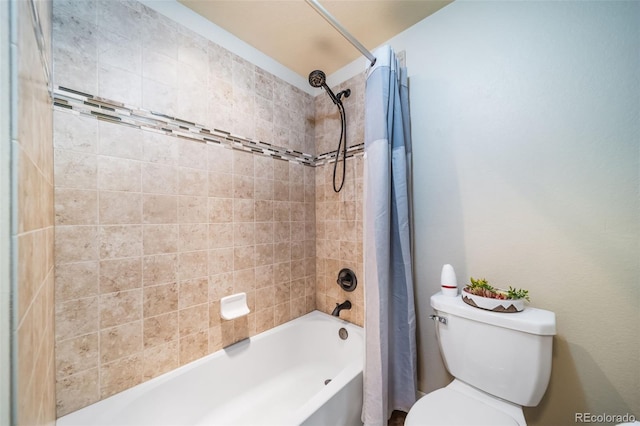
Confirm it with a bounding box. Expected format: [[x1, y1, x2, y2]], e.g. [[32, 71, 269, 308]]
[[220, 293, 250, 320]]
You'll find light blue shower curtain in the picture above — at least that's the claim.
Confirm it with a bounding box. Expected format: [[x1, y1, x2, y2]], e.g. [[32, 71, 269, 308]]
[[362, 45, 417, 426]]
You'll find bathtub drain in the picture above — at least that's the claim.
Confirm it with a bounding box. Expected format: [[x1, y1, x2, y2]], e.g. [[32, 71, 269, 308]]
[[324, 379, 332, 385], [338, 328, 348, 340]]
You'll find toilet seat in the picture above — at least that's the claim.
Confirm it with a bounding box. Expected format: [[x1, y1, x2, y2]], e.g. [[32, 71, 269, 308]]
[[405, 386, 520, 426]]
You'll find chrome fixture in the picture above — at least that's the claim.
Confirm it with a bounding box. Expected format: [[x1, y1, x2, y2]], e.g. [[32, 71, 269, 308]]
[[429, 314, 447, 325]]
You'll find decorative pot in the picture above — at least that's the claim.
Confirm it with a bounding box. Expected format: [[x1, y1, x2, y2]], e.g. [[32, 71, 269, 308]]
[[461, 288, 525, 313]]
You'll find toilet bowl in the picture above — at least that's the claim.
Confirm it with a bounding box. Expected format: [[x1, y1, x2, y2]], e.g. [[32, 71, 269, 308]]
[[406, 380, 524, 426], [406, 292, 556, 426]]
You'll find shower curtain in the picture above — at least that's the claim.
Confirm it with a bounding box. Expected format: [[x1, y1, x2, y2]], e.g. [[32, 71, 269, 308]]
[[362, 45, 417, 426]]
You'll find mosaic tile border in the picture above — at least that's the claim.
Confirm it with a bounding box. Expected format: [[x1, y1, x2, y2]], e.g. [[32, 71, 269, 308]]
[[53, 86, 364, 167]]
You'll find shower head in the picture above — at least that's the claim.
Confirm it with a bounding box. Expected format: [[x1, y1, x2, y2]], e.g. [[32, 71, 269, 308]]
[[308, 70, 326, 88], [308, 69, 342, 106]]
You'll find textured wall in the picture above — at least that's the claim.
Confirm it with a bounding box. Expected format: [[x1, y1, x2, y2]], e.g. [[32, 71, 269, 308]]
[[52, 0, 316, 416], [385, 1, 640, 424], [313, 72, 366, 326], [14, 0, 56, 424]]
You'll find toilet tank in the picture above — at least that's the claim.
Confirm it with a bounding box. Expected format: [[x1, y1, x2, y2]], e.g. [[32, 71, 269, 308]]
[[431, 293, 556, 407]]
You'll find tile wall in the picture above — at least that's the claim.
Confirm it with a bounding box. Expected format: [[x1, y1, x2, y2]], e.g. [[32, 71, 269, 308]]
[[313, 74, 365, 326], [52, 0, 316, 417], [14, 0, 56, 424], [52, 0, 367, 417]]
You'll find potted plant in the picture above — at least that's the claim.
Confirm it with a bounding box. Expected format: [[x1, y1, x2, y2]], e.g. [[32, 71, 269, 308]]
[[462, 277, 530, 313]]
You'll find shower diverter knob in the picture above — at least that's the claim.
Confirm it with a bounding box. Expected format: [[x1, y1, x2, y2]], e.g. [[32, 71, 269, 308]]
[[337, 268, 357, 292]]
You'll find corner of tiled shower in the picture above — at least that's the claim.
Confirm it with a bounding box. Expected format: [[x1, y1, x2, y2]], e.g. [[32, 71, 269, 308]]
[[50, 0, 366, 417]]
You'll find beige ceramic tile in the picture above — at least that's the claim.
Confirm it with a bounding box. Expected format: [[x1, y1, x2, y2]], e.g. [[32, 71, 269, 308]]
[[233, 246, 255, 271], [55, 225, 98, 264], [55, 368, 100, 417], [55, 334, 99, 379], [208, 273, 233, 302], [142, 224, 178, 255], [55, 297, 99, 341], [178, 223, 208, 252], [232, 222, 254, 247], [97, 156, 141, 192], [232, 174, 254, 199], [178, 195, 208, 224], [55, 188, 98, 225], [208, 223, 233, 248], [178, 278, 208, 309], [254, 200, 273, 222], [54, 149, 97, 190], [142, 341, 179, 380], [177, 250, 208, 280], [208, 172, 233, 198], [143, 282, 178, 317], [142, 162, 178, 195], [208, 300, 221, 328], [142, 254, 178, 286], [55, 261, 99, 303], [233, 268, 255, 294], [99, 289, 142, 328], [97, 121, 143, 160], [142, 194, 177, 224], [208, 197, 233, 223], [254, 265, 274, 289], [254, 177, 274, 201], [98, 191, 142, 224], [142, 131, 178, 165], [179, 330, 208, 365], [178, 166, 208, 196], [233, 199, 254, 222], [178, 304, 208, 337], [208, 248, 233, 275], [100, 354, 143, 399], [177, 139, 207, 170], [143, 312, 178, 349], [99, 257, 142, 294], [53, 110, 98, 153], [100, 321, 143, 364], [99, 225, 142, 259]]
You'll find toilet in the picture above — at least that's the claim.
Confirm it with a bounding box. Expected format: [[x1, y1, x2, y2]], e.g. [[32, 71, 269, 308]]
[[406, 292, 556, 426]]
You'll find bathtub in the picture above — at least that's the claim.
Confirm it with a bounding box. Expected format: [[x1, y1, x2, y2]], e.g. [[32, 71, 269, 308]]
[[57, 311, 364, 426]]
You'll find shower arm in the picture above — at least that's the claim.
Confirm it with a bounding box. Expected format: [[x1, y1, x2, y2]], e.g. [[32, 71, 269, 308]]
[[305, 0, 377, 67]]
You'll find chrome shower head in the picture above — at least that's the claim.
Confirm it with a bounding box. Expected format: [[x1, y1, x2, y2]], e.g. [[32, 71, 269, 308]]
[[308, 70, 326, 88]]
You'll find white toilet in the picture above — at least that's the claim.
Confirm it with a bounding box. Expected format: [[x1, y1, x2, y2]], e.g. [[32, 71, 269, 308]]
[[406, 292, 556, 426]]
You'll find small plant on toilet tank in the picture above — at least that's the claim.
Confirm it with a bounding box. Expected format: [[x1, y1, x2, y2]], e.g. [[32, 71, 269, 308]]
[[462, 277, 530, 313]]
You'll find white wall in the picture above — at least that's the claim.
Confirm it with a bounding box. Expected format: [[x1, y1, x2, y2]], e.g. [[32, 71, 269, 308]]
[[372, 1, 638, 424]]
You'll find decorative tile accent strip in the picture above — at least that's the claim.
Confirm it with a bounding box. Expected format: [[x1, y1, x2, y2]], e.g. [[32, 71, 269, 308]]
[[315, 143, 365, 167], [52, 86, 363, 166]]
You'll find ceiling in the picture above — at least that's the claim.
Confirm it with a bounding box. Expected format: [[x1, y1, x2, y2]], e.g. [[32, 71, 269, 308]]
[[178, 0, 452, 78]]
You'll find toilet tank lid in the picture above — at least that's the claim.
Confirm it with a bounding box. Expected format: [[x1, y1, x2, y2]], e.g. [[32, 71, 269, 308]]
[[431, 292, 556, 335]]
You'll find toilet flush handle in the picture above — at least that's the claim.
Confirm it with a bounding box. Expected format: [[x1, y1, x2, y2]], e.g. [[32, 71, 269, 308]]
[[429, 314, 447, 325]]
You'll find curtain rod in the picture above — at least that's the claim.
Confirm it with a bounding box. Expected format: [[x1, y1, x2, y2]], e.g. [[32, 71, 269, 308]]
[[305, 0, 377, 67]]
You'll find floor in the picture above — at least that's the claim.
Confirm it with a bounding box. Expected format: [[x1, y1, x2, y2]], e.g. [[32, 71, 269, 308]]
[[388, 410, 408, 426]]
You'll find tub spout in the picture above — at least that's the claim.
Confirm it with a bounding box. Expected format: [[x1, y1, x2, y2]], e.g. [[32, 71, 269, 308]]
[[331, 300, 352, 317]]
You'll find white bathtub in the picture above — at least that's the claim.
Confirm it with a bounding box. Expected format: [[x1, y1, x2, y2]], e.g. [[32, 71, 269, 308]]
[[57, 311, 364, 426]]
